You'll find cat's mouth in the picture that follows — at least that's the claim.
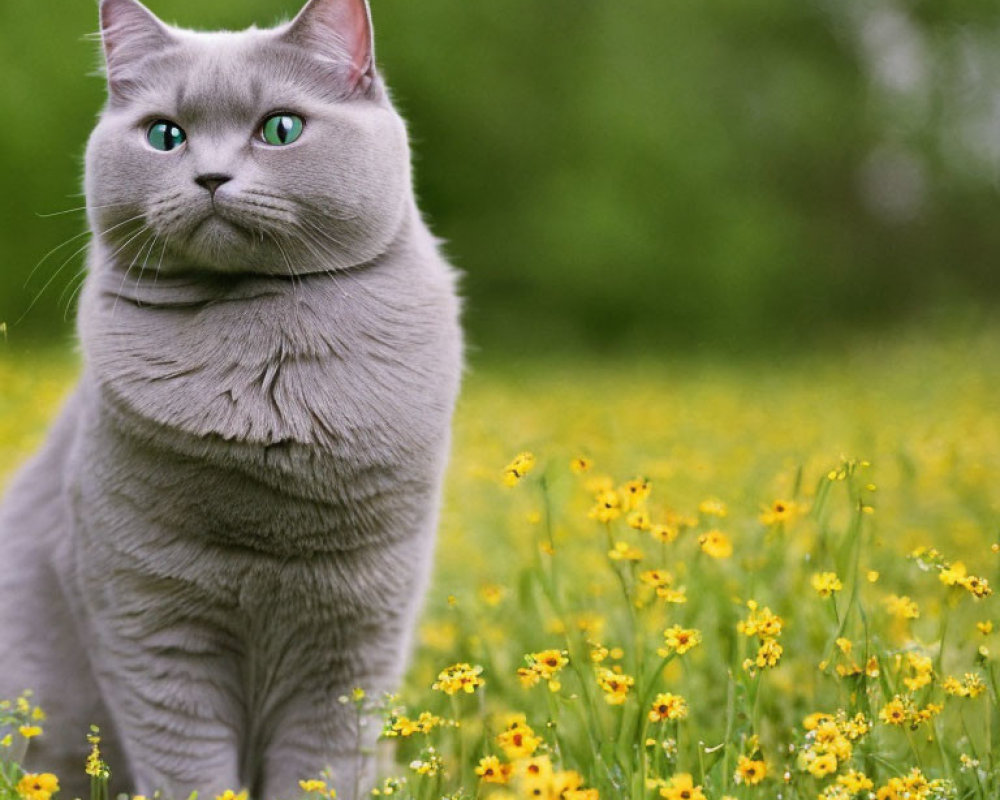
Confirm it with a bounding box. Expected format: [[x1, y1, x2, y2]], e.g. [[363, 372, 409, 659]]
[[189, 210, 254, 244], [179, 210, 261, 269]]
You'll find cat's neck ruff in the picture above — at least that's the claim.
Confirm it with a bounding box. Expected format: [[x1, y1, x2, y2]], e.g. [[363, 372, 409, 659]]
[[76, 208, 460, 465]]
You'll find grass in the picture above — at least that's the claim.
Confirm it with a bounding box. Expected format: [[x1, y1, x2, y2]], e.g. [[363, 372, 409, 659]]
[[1, 327, 999, 800]]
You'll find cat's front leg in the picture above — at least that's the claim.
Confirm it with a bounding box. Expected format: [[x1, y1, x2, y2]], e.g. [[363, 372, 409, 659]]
[[254, 618, 410, 800], [257, 688, 380, 800], [80, 571, 246, 799]]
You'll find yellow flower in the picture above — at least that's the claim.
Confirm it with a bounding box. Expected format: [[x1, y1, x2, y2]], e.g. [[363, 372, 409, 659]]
[[902, 652, 934, 691], [738, 602, 784, 639], [17, 774, 59, 800], [840, 712, 872, 741], [530, 649, 568, 676], [619, 478, 652, 510], [215, 792, 248, 800], [760, 499, 797, 525], [939, 561, 968, 586], [648, 693, 688, 722], [518, 755, 553, 782], [519, 649, 568, 691], [807, 753, 838, 779], [698, 498, 727, 517], [552, 770, 584, 798], [409, 750, 445, 776], [570, 456, 592, 474], [300, 780, 328, 794], [942, 673, 986, 698], [595, 667, 634, 705], [659, 773, 706, 800], [640, 569, 674, 589], [370, 777, 406, 796], [649, 523, 680, 543], [564, 791, 599, 800], [884, 595, 919, 620], [502, 451, 536, 486], [812, 720, 853, 762], [589, 490, 622, 523], [385, 711, 444, 737], [658, 587, 688, 604], [962, 575, 993, 599], [85, 728, 107, 779], [659, 625, 702, 656], [18, 725, 42, 739], [479, 584, 505, 606], [432, 662, 485, 695], [754, 638, 783, 669], [517, 667, 541, 688], [911, 703, 943, 727], [977, 620, 993, 635], [803, 712, 834, 731], [698, 530, 732, 558], [734, 755, 767, 785], [811, 572, 843, 598], [475, 756, 512, 784], [879, 696, 909, 727], [838, 770, 873, 793], [608, 541, 643, 561], [875, 768, 950, 800], [627, 509, 652, 531], [496, 720, 541, 759], [639, 569, 687, 603]]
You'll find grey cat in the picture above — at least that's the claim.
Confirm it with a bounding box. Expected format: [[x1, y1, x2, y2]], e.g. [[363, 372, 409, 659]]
[[0, 0, 462, 798]]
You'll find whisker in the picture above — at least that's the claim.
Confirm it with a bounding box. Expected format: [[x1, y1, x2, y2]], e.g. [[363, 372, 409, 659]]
[[22, 228, 93, 289], [151, 236, 169, 296], [267, 232, 300, 304], [14, 236, 97, 326], [23, 211, 152, 298], [35, 201, 135, 218], [133, 233, 159, 307], [111, 230, 156, 317], [60, 267, 89, 323]]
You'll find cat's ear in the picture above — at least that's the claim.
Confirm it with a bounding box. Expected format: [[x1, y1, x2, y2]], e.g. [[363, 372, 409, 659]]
[[99, 0, 173, 95], [283, 0, 376, 93]]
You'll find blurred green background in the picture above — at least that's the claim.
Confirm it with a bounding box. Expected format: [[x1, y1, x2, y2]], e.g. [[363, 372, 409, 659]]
[[1, 0, 999, 355]]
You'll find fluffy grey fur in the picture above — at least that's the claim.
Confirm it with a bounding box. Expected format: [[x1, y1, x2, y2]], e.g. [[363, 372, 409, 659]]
[[0, 1, 462, 798]]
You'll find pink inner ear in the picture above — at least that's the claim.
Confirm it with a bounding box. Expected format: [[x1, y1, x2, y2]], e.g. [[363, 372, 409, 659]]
[[100, 0, 172, 85], [291, 0, 374, 89]]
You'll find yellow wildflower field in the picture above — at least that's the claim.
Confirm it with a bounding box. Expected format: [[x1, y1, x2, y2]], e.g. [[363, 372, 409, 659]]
[[0, 328, 998, 800]]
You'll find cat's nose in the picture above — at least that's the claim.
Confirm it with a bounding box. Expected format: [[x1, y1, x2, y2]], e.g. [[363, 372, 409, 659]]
[[194, 173, 233, 196]]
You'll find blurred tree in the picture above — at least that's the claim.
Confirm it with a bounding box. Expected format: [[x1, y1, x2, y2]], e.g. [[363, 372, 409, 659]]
[[0, 0, 997, 354]]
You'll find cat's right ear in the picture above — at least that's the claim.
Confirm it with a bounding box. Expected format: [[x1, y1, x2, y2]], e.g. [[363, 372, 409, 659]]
[[99, 0, 173, 97]]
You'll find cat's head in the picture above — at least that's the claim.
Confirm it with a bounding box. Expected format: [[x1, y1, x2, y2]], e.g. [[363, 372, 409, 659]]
[[85, 0, 412, 277]]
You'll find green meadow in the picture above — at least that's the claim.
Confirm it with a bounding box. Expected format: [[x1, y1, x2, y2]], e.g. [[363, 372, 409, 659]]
[[2, 327, 997, 800]]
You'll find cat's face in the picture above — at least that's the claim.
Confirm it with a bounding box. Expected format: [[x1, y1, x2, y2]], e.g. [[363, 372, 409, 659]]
[[85, 0, 411, 276]]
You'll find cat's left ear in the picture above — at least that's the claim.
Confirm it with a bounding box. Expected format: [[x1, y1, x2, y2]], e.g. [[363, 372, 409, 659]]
[[283, 0, 376, 93], [99, 0, 174, 96]]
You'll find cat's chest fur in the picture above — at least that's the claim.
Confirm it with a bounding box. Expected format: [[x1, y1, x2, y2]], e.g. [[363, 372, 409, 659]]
[[72, 247, 461, 564]]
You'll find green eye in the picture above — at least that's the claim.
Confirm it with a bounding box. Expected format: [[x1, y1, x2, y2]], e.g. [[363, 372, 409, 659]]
[[261, 114, 304, 146], [147, 120, 186, 152]]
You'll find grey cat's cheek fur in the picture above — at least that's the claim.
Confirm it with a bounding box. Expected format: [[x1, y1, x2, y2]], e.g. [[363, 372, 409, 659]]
[[0, 0, 462, 798]]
